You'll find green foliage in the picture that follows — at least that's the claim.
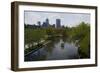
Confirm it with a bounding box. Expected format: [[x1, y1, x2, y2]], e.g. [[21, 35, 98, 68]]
[[25, 28, 46, 44], [70, 22, 89, 40], [69, 22, 90, 58], [79, 32, 90, 58], [62, 29, 68, 37], [24, 22, 90, 58], [46, 27, 55, 36]]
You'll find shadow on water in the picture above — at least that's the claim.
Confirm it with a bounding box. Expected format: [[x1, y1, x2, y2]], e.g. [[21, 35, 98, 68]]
[[25, 37, 80, 61]]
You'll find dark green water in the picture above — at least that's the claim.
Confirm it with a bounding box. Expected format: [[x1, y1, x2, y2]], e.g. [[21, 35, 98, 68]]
[[25, 38, 80, 61]]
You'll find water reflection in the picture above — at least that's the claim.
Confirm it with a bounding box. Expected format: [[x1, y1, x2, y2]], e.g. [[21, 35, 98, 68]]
[[25, 38, 79, 61]]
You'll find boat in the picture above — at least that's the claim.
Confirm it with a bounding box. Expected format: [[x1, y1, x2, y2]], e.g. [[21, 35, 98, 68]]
[[61, 43, 64, 47]]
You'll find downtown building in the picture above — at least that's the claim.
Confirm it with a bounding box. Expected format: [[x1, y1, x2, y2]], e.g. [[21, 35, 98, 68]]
[[37, 18, 61, 28], [56, 19, 61, 28], [42, 18, 49, 28]]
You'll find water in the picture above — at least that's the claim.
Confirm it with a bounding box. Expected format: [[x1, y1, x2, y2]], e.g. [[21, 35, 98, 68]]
[[25, 38, 80, 61]]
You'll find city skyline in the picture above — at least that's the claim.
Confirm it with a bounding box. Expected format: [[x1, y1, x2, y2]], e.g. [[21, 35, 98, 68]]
[[24, 11, 90, 27], [25, 18, 62, 28]]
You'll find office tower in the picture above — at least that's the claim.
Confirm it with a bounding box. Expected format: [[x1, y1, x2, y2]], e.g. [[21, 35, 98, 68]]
[[42, 22, 46, 27], [45, 18, 49, 27], [56, 19, 61, 28]]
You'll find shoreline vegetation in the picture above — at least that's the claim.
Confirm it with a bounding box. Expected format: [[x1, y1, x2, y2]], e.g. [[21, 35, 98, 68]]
[[24, 22, 90, 59]]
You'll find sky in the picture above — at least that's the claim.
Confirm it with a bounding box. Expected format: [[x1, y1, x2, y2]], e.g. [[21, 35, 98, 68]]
[[24, 11, 90, 27]]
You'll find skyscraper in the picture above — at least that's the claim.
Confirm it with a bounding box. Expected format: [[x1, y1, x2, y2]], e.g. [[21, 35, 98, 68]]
[[45, 18, 49, 27], [42, 22, 46, 27], [56, 19, 61, 28]]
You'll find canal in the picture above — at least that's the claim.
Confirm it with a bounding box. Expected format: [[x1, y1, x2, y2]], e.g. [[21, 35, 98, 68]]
[[25, 38, 80, 61]]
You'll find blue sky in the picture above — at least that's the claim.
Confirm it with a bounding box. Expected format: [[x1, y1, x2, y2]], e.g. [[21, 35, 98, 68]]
[[24, 11, 90, 27]]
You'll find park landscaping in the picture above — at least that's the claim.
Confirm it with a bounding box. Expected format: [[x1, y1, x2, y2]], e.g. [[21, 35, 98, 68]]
[[24, 22, 90, 58]]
